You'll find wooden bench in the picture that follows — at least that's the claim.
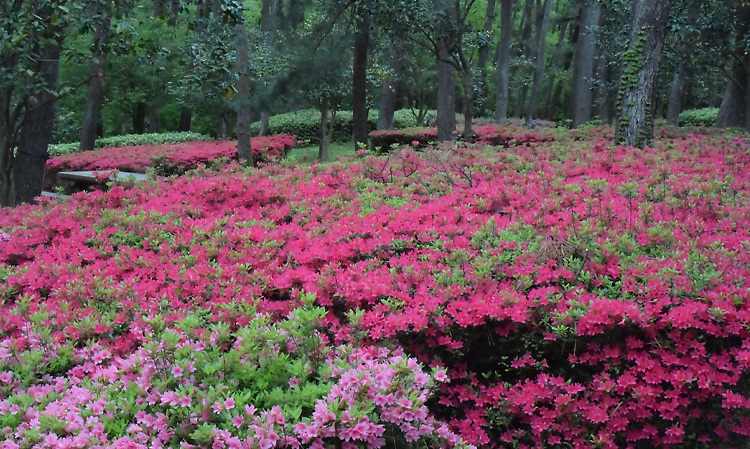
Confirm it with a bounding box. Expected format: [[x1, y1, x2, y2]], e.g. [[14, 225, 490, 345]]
[[40, 191, 71, 199], [57, 170, 149, 185]]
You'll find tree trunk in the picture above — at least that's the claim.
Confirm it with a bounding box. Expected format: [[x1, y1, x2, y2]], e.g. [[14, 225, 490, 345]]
[[666, 61, 685, 126], [319, 103, 330, 161], [235, 22, 253, 165], [569, 0, 600, 127], [79, 7, 112, 152], [541, 20, 568, 119], [259, 111, 270, 136], [436, 39, 456, 141], [179, 106, 192, 131], [476, 0, 496, 115], [352, 9, 370, 150], [715, 5, 750, 129], [525, 0, 553, 125], [377, 40, 404, 130], [14, 46, 61, 205], [148, 108, 160, 133], [168, 0, 180, 26], [514, 0, 535, 118], [154, 0, 165, 17], [259, 0, 279, 138], [0, 90, 16, 207], [133, 102, 147, 134], [195, 0, 209, 33], [614, 0, 670, 148], [461, 69, 475, 140], [494, 0, 513, 122]]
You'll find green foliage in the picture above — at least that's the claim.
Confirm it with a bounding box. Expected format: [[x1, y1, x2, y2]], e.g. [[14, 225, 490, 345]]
[[48, 132, 211, 156], [251, 109, 435, 145], [679, 108, 718, 128]]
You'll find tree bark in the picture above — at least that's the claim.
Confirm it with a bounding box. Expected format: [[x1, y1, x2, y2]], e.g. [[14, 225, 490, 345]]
[[148, 108, 160, 133], [436, 39, 456, 141], [494, 0, 513, 122], [0, 92, 16, 207], [259, 111, 270, 136], [318, 103, 333, 161], [569, 0, 600, 127], [14, 45, 61, 204], [715, 5, 750, 129], [461, 69, 475, 140], [179, 106, 192, 131], [259, 0, 279, 137], [377, 39, 404, 130], [614, 0, 670, 148], [525, 0, 553, 125], [235, 22, 253, 165], [514, 0, 535, 118], [541, 20, 568, 119], [133, 102, 147, 134], [476, 0, 496, 115], [352, 9, 370, 150], [79, 6, 112, 152], [665, 61, 684, 126]]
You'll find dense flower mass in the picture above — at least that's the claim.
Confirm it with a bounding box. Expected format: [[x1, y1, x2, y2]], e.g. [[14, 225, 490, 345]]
[[1, 127, 750, 448], [45, 134, 297, 179]]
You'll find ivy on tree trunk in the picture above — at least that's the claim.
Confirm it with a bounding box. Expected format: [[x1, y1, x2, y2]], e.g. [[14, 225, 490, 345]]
[[615, 0, 670, 148]]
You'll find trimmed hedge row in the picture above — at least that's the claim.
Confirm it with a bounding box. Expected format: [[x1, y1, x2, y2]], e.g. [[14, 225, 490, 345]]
[[251, 109, 437, 145], [369, 124, 555, 151], [48, 132, 211, 157], [678, 108, 718, 128]]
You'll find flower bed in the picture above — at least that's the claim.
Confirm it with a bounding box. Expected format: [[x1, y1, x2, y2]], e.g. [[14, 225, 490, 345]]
[[368, 125, 554, 152], [2, 129, 750, 448], [45, 134, 297, 180]]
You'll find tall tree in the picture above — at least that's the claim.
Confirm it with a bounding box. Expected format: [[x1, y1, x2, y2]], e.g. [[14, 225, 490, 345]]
[[376, 38, 405, 130], [614, 0, 670, 148], [494, 0, 514, 122], [235, 21, 253, 166], [525, 0, 553, 125], [258, 0, 280, 136], [0, 0, 71, 207], [514, 0, 534, 117], [79, 0, 114, 152], [14, 47, 62, 204], [715, 4, 750, 129], [569, 0, 600, 127], [352, 3, 371, 150]]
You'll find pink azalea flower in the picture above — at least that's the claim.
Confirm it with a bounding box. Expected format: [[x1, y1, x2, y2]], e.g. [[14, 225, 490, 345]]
[[232, 415, 244, 427], [223, 397, 235, 410]]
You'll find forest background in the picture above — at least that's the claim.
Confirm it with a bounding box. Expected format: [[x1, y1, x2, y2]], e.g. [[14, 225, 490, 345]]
[[0, 0, 747, 205]]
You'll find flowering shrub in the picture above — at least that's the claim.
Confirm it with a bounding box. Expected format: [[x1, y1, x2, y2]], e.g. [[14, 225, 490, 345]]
[[368, 128, 437, 152], [45, 134, 297, 179], [1, 128, 750, 447], [368, 125, 554, 152], [48, 132, 211, 157], [0, 300, 470, 449], [473, 124, 554, 146]]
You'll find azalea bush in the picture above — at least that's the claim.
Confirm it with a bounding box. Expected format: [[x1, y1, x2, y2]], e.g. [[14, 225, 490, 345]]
[[48, 132, 211, 157], [45, 134, 297, 181], [368, 125, 554, 153], [251, 110, 435, 145], [0, 298, 470, 449], [1, 128, 750, 447]]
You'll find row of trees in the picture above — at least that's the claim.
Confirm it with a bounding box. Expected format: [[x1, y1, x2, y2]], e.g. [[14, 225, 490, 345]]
[[1, 0, 749, 206]]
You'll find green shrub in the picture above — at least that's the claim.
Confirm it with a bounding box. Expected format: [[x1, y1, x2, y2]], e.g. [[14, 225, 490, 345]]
[[48, 131, 211, 157], [679, 108, 718, 127], [369, 128, 438, 152], [251, 109, 437, 145]]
